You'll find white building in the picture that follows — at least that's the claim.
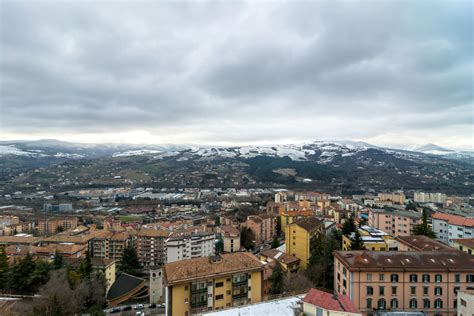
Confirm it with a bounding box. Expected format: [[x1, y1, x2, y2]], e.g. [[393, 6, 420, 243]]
[[166, 233, 215, 263], [457, 290, 474, 316], [432, 212, 474, 245], [414, 192, 447, 204]]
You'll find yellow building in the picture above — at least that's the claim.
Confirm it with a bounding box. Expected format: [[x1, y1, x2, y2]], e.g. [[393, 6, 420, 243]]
[[163, 252, 263, 315], [452, 238, 474, 255], [285, 217, 325, 269], [217, 225, 241, 253], [342, 225, 398, 251]]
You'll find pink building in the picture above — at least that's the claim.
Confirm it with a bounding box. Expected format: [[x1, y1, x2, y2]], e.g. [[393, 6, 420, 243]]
[[368, 209, 422, 236], [334, 250, 474, 316], [241, 214, 276, 245]]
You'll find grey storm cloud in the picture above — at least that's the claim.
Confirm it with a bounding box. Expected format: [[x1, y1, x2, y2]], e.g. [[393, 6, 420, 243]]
[[0, 0, 472, 148]]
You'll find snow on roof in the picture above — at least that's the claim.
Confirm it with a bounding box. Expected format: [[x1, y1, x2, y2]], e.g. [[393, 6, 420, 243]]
[[202, 296, 302, 316]]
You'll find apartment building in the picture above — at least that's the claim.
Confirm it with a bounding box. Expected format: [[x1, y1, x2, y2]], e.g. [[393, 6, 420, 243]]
[[334, 250, 474, 316], [368, 209, 422, 237], [259, 249, 300, 274], [36, 217, 78, 235], [216, 225, 240, 253], [241, 214, 276, 245], [89, 230, 134, 261], [378, 192, 406, 205], [163, 253, 263, 315], [431, 212, 474, 245], [396, 235, 455, 252], [457, 290, 474, 316], [136, 228, 170, 268], [342, 226, 398, 251], [414, 192, 447, 204], [285, 216, 325, 269], [166, 233, 215, 263], [452, 238, 474, 255]]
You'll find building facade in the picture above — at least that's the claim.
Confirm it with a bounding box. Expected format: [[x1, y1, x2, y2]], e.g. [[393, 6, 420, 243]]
[[367, 209, 422, 237], [334, 250, 474, 316], [166, 233, 215, 263], [136, 228, 170, 268], [163, 253, 263, 316], [285, 217, 325, 269], [217, 225, 240, 253], [431, 213, 474, 246]]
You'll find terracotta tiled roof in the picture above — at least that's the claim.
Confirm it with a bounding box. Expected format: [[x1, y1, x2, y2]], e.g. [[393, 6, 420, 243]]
[[164, 252, 263, 284], [260, 249, 300, 265], [395, 235, 455, 251], [303, 288, 360, 313], [0, 236, 39, 244], [452, 238, 474, 249], [219, 225, 240, 237], [335, 250, 474, 271], [432, 212, 474, 227], [293, 217, 324, 232], [137, 228, 170, 238]]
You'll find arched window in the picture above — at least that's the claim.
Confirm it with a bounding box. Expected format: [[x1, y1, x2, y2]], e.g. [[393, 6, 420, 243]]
[[410, 299, 417, 309], [367, 298, 372, 308], [435, 274, 442, 282], [410, 274, 418, 282], [423, 299, 430, 308], [378, 298, 386, 310], [435, 299, 443, 309], [391, 274, 399, 283], [422, 274, 430, 283], [390, 298, 398, 309]]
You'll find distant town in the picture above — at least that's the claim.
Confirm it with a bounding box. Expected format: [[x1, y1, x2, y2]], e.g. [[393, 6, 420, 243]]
[[0, 186, 473, 315]]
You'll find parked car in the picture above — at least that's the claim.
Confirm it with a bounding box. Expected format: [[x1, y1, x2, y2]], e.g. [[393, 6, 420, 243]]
[[135, 312, 145, 316], [122, 306, 132, 311], [134, 304, 145, 310], [110, 308, 121, 314], [148, 303, 157, 308]]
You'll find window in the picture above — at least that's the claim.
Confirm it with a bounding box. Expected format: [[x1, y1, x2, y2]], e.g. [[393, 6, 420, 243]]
[[215, 294, 224, 300], [435, 274, 442, 283], [423, 299, 430, 308], [367, 298, 372, 308], [391, 274, 399, 283], [391, 286, 397, 295], [379, 274, 385, 281], [316, 307, 323, 316], [185, 298, 189, 303], [337, 273, 340, 281], [390, 298, 398, 309], [435, 287, 442, 296], [454, 299, 457, 308], [377, 298, 386, 310], [411, 286, 416, 295], [343, 267, 347, 275], [422, 274, 430, 283], [423, 286, 429, 295], [367, 286, 374, 295], [461, 298, 467, 307], [343, 279, 347, 288], [226, 290, 231, 295], [226, 278, 231, 282], [466, 274, 474, 283], [434, 298, 443, 309], [410, 274, 418, 282], [455, 274, 461, 283], [379, 286, 385, 295], [215, 282, 224, 288], [454, 286, 460, 294], [185, 285, 189, 291], [367, 273, 372, 281], [410, 299, 417, 309]]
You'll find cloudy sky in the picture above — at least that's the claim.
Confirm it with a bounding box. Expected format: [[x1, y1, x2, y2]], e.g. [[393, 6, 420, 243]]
[[1, 1, 472, 150]]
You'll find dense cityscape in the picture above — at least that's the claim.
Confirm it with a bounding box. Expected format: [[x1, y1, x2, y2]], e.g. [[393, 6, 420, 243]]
[[1, 0, 472, 315]]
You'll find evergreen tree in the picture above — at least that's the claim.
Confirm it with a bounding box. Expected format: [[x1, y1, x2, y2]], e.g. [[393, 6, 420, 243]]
[[0, 248, 9, 291], [342, 214, 356, 235], [77, 251, 93, 280], [215, 236, 224, 254], [53, 251, 64, 270], [240, 228, 255, 250], [271, 235, 280, 249], [269, 264, 284, 295], [120, 244, 140, 275], [413, 208, 436, 238], [349, 230, 365, 250], [276, 216, 282, 237], [10, 253, 36, 294]]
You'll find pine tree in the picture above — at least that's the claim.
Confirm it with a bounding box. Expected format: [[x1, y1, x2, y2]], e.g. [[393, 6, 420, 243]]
[[342, 214, 356, 235], [269, 264, 284, 295], [413, 208, 436, 238], [0, 248, 9, 291], [53, 251, 64, 270], [120, 244, 140, 275], [350, 230, 365, 250], [77, 251, 93, 280]]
